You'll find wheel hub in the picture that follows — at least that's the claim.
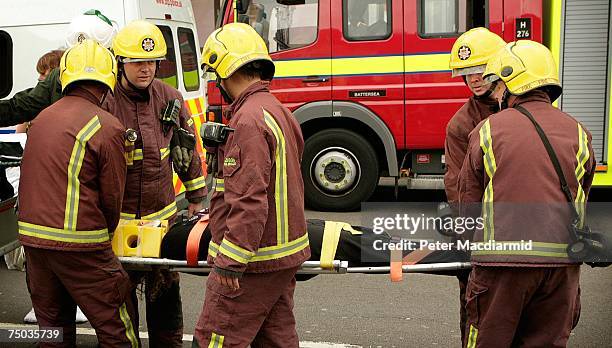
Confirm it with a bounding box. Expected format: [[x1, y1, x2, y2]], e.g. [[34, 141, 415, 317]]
[[313, 150, 358, 193]]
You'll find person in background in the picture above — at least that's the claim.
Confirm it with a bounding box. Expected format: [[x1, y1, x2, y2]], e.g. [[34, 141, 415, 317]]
[[443, 27, 506, 346], [0, 9, 117, 127]]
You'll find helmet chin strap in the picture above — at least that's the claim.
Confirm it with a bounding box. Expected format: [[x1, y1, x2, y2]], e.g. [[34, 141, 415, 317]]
[[118, 60, 158, 92], [478, 80, 497, 99], [216, 76, 233, 104], [499, 88, 511, 110]]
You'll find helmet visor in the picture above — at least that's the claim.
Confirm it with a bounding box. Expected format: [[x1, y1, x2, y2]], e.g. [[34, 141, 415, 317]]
[[452, 65, 486, 78], [119, 57, 165, 63]]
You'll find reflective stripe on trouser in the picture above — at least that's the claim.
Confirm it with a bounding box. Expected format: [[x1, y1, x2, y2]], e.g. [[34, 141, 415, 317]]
[[194, 268, 299, 348], [120, 201, 177, 220], [574, 124, 589, 227], [19, 221, 109, 243], [24, 246, 140, 348], [208, 333, 224, 348], [478, 119, 496, 242], [64, 116, 101, 231], [466, 324, 478, 348]]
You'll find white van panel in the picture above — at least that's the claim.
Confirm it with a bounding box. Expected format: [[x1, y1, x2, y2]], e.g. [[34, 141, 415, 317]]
[[2, 25, 66, 98]]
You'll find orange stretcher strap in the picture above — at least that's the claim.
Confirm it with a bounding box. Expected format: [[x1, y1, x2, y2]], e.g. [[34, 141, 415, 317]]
[[390, 246, 434, 282], [186, 214, 209, 266]]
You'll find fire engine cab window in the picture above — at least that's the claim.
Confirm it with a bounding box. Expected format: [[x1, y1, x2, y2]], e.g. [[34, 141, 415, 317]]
[[343, 0, 391, 41], [0, 30, 12, 99], [241, 0, 319, 53], [419, 0, 487, 37], [178, 28, 200, 92], [157, 25, 178, 89]]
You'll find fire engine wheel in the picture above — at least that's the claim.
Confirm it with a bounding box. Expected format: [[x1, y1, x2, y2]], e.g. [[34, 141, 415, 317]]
[[303, 129, 378, 211]]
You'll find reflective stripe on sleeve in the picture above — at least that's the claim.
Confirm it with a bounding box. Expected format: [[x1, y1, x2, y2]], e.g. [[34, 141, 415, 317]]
[[160, 147, 171, 161], [184, 176, 206, 191], [208, 233, 309, 263]]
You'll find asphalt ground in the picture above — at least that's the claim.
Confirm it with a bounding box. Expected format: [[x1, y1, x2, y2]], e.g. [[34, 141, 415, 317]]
[[0, 187, 611, 347]]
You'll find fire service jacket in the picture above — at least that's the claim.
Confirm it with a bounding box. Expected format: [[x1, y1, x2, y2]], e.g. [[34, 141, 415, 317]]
[[103, 79, 206, 222], [444, 96, 499, 203], [18, 87, 127, 251], [208, 81, 311, 274], [458, 91, 596, 266]]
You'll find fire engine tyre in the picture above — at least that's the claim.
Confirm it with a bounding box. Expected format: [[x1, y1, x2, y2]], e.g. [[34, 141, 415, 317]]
[[302, 129, 379, 212]]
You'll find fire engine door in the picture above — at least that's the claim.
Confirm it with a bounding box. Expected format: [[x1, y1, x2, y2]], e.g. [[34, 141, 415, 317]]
[[243, 0, 332, 106], [330, 0, 405, 149]]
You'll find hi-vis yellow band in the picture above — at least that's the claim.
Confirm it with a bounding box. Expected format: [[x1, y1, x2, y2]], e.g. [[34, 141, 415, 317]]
[[215, 178, 225, 192], [479, 120, 497, 242], [208, 332, 224, 348], [274, 53, 451, 78], [209, 233, 309, 264], [120, 201, 177, 221], [160, 147, 170, 161], [118, 303, 138, 348], [19, 221, 109, 243], [574, 124, 590, 228], [466, 324, 478, 348], [184, 176, 206, 191], [471, 241, 569, 258], [64, 116, 101, 231], [263, 109, 290, 244]]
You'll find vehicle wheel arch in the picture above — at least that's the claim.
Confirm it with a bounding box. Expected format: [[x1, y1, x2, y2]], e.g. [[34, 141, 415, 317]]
[[293, 101, 398, 176]]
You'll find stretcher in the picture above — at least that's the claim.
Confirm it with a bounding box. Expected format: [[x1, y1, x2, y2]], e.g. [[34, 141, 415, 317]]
[[0, 145, 472, 278], [117, 214, 472, 281]]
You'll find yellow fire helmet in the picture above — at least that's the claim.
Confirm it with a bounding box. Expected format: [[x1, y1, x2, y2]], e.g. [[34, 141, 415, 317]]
[[59, 39, 118, 92], [112, 20, 167, 62], [201, 23, 275, 80], [449, 27, 506, 77], [483, 40, 562, 102]]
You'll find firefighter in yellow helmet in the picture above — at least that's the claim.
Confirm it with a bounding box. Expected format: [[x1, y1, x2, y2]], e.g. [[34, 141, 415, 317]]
[[458, 40, 593, 347], [444, 27, 506, 346], [194, 23, 309, 348], [18, 39, 140, 347], [103, 20, 206, 348]]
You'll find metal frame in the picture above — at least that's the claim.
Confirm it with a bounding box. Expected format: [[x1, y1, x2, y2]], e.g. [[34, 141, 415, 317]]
[[118, 257, 472, 275]]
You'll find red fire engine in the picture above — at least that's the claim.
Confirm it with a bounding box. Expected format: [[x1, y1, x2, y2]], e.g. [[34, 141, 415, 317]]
[[207, 0, 612, 211]]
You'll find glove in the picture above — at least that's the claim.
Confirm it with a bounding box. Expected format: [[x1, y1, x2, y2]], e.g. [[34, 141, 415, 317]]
[[206, 151, 218, 175], [170, 128, 196, 173]]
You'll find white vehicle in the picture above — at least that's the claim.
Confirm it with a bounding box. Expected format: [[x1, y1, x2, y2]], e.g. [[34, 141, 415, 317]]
[[0, 0, 208, 254]]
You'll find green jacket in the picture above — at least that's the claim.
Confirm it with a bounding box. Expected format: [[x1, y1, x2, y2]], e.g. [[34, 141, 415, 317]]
[[0, 68, 62, 127]]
